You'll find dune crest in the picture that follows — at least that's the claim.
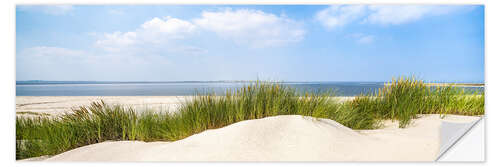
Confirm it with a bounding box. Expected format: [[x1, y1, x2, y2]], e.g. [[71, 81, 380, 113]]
[[43, 115, 478, 162]]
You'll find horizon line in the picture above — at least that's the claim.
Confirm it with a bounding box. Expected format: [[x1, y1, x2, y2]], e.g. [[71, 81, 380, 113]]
[[15, 80, 486, 84]]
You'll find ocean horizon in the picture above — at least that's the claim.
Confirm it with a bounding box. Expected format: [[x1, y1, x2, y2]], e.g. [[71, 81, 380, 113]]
[[16, 81, 484, 96]]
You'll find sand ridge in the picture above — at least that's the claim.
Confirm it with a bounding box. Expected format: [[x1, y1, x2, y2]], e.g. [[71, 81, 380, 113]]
[[38, 114, 479, 162]]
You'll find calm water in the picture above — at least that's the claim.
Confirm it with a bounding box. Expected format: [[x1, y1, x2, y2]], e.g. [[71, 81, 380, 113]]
[[16, 81, 483, 96]]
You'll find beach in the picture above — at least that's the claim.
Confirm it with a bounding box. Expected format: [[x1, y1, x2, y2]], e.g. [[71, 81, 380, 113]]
[[15, 96, 357, 116], [16, 96, 193, 116], [16, 96, 480, 161]]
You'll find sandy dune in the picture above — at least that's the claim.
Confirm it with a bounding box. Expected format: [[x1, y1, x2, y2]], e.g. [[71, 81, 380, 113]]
[[38, 114, 479, 162], [16, 96, 480, 161]]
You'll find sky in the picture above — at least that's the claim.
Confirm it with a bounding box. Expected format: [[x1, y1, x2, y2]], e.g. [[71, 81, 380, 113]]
[[16, 5, 484, 82]]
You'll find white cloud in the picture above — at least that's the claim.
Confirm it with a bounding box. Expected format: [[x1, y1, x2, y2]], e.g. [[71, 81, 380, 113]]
[[18, 46, 171, 66], [140, 17, 197, 41], [17, 46, 87, 64], [316, 5, 469, 28], [96, 9, 306, 53], [19, 46, 83, 58], [18, 5, 73, 15], [315, 5, 366, 29], [95, 16, 197, 52], [16, 46, 173, 80], [364, 5, 462, 25], [193, 9, 305, 47], [96, 31, 138, 52], [347, 33, 375, 44]]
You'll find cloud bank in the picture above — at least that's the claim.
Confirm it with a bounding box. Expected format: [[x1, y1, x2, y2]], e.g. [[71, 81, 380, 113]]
[[194, 9, 305, 47], [316, 5, 469, 28], [96, 8, 305, 53], [95, 16, 197, 52]]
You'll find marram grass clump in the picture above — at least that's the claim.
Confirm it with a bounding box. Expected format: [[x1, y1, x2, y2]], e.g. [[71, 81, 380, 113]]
[[350, 77, 484, 127], [16, 78, 484, 160]]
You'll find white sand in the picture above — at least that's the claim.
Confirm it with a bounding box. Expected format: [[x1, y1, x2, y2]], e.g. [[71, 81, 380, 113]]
[[38, 114, 479, 162], [16, 96, 194, 115], [16, 96, 480, 161]]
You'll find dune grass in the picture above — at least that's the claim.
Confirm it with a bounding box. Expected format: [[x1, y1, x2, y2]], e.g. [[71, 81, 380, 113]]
[[351, 77, 484, 127], [16, 77, 484, 160]]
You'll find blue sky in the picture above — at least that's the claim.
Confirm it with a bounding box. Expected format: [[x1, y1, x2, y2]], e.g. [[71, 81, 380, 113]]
[[16, 5, 484, 82]]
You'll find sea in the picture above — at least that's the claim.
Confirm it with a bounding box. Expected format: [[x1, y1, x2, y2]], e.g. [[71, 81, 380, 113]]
[[16, 81, 484, 96]]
